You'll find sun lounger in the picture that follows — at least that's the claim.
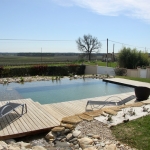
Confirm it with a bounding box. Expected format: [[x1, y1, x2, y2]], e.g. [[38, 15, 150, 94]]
[[0, 102, 27, 119], [86, 95, 136, 111]]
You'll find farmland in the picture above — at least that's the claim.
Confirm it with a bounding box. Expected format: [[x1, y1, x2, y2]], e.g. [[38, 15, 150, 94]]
[[0, 54, 117, 67]]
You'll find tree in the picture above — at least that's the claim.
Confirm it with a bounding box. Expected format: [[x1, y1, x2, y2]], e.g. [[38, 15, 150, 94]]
[[118, 47, 149, 69], [76, 34, 101, 61]]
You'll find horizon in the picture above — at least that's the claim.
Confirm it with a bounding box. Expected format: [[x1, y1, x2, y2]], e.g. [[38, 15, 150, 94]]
[[1, 0, 150, 53]]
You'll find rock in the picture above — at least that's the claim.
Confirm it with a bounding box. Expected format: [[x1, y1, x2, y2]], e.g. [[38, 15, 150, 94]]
[[66, 133, 73, 141], [51, 126, 65, 132], [7, 145, 20, 150], [74, 144, 80, 149], [45, 131, 56, 140], [63, 129, 71, 134], [72, 130, 81, 137], [55, 141, 70, 148], [92, 135, 101, 139], [72, 140, 78, 145], [86, 134, 94, 137], [5, 139, 16, 144], [16, 141, 31, 148], [93, 139, 98, 142], [69, 138, 77, 143], [78, 137, 93, 149], [32, 146, 47, 150], [104, 144, 117, 150], [0, 145, 4, 150], [0, 141, 7, 148], [100, 142, 105, 147], [60, 123, 74, 129], [83, 146, 97, 150]]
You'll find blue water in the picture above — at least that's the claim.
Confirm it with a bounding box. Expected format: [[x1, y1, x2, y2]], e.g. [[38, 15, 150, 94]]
[[0, 78, 134, 104]]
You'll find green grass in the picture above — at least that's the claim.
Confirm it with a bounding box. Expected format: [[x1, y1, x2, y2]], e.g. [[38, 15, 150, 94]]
[[112, 76, 150, 149], [111, 115, 150, 150], [117, 76, 150, 83], [83, 61, 117, 67], [0, 55, 117, 68]]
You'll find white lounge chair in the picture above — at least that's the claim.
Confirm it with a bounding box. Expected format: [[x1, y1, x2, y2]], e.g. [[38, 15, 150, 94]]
[[86, 95, 136, 111]]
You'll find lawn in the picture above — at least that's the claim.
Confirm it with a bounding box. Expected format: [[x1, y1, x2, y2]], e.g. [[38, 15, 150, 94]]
[[111, 76, 150, 149], [111, 115, 150, 150], [117, 76, 150, 83]]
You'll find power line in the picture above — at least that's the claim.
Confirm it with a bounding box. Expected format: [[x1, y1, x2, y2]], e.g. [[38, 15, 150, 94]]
[[0, 38, 107, 42], [0, 39, 74, 41], [109, 39, 150, 50]]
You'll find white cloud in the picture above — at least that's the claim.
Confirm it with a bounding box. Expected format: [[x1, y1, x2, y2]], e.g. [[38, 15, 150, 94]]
[[53, 0, 150, 23]]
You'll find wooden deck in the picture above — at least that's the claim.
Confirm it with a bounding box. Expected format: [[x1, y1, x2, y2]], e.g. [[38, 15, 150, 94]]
[[103, 78, 150, 88], [0, 99, 60, 140], [0, 91, 137, 140]]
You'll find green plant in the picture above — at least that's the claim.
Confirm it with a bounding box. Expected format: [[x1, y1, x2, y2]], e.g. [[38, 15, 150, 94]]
[[114, 67, 127, 76], [69, 73, 73, 77], [117, 47, 149, 69], [142, 106, 149, 112], [111, 115, 150, 150], [20, 77, 24, 83], [107, 114, 113, 122], [128, 108, 135, 116]]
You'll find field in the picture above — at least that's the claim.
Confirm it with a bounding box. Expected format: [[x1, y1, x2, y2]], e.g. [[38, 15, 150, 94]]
[[0, 55, 117, 67]]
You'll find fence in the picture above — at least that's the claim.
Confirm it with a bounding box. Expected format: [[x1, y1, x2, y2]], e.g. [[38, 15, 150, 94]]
[[85, 65, 150, 78], [85, 65, 115, 76], [127, 68, 150, 78]]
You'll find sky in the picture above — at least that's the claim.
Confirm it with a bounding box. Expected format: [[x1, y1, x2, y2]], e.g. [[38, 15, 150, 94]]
[[0, 0, 150, 53]]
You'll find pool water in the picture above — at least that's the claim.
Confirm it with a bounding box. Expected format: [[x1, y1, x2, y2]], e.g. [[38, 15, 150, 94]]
[[0, 78, 134, 104]]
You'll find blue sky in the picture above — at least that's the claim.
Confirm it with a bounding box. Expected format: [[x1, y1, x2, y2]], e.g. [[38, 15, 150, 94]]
[[0, 0, 150, 53]]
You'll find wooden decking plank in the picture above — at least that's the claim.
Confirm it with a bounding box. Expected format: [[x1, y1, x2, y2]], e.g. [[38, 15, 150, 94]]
[[8, 100, 39, 132], [45, 104, 67, 118], [0, 123, 5, 136], [56, 102, 78, 114], [12, 99, 44, 131], [32, 100, 59, 125], [53, 103, 74, 116], [63, 100, 86, 111], [0, 116, 14, 136], [25, 99, 55, 127], [25, 99, 58, 127], [43, 105, 63, 122], [0, 118, 9, 136], [60, 102, 84, 115], [50, 103, 74, 116], [20, 100, 48, 129], [0, 101, 18, 135], [2, 101, 27, 134], [2, 100, 31, 134], [67, 100, 86, 111], [2, 102, 17, 133]]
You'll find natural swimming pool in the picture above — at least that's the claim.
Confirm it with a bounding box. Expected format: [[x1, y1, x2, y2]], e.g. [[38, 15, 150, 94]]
[[0, 78, 134, 104]]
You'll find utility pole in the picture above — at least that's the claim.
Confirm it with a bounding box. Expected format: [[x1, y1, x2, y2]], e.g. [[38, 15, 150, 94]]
[[106, 38, 108, 67], [113, 44, 115, 62]]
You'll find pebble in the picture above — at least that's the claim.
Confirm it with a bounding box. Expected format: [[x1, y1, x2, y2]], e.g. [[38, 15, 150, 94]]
[[1, 119, 137, 150]]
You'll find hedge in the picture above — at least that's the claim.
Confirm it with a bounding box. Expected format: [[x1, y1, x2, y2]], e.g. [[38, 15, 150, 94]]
[[0, 65, 86, 77]]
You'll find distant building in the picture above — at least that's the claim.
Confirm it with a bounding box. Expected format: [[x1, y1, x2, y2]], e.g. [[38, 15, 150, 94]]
[[102, 53, 116, 62]]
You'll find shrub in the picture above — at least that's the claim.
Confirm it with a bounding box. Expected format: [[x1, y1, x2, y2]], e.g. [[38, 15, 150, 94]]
[[0, 66, 4, 77], [30, 65, 48, 76], [118, 47, 149, 69], [114, 67, 127, 76], [0, 65, 86, 77]]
